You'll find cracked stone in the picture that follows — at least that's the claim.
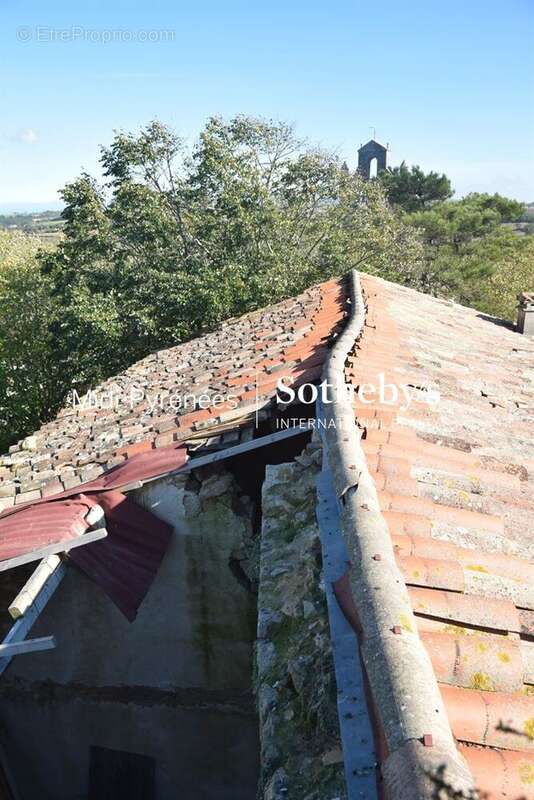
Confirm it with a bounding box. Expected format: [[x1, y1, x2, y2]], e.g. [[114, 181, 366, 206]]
[[198, 472, 234, 502]]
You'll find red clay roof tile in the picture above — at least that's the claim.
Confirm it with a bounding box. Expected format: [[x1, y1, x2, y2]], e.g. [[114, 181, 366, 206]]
[[459, 744, 534, 800], [409, 586, 521, 633], [441, 684, 534, 751], [346, 273, 534, 797], [0, 279, 347, 505], [397, 555, 465, 591]]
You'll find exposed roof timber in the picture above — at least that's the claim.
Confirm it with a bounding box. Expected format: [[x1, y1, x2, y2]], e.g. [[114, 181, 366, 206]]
[[9, 554, 61, 620], [1, 506, 108, 674], [182, 394, 320, 451], [183, 404, 269, 441], [0, 636, 56, 658], [0, 559, 65, 677], [183, 424, 312, 469], [137, 424, 313, 488]]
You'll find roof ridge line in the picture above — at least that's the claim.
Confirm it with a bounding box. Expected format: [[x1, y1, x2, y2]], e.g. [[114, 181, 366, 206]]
[[321, 270, 477, 799]]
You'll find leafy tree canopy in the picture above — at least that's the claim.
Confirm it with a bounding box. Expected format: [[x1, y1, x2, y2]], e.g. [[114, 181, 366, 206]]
[[378, 162, 453, 211], [40, 116, 423, 389], [403, 193, 529, 304], [0, 231, 61, 452], [2, 116, 530, 456], [466, 230, 534, 318], [407, 192, 525, 247]]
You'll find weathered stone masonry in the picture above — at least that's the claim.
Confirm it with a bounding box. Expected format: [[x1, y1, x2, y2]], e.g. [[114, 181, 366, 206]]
[[256, 440, 346, 800]]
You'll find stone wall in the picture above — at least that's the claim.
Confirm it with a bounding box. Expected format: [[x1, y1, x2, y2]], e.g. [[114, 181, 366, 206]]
[[0, 444, 349, 799], [357, 141, 387, 179], [256, 441, 346, 800]]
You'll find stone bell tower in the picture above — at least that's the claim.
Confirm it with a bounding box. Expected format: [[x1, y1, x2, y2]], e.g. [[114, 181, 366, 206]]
[[357, 139, 387, 179]]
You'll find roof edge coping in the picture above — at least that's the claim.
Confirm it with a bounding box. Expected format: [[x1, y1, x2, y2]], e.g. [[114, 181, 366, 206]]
[[320, 270, 477, 799]]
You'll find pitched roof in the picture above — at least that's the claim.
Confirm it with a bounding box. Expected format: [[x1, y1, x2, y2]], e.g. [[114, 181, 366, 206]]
[[358, 138, 387, 153], [2, 263, 533, 794], [0, 278, 346, 616], [347, 274, 534, 798], [0, 279, 346, 510]]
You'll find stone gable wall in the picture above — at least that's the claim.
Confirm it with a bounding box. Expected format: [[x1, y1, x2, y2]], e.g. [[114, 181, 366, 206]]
[[256, 441, 346, 800]]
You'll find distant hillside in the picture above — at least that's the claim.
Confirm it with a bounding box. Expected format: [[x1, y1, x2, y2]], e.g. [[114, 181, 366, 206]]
[[514, 203, 534, 235], [0, 210, 65, 244]]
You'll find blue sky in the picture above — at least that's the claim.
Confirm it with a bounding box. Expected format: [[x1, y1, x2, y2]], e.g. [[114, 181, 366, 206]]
[[1, 0, 533, 210]]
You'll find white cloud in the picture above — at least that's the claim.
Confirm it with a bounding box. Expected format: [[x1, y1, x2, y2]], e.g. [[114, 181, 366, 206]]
[[16, 128, 39, 144]]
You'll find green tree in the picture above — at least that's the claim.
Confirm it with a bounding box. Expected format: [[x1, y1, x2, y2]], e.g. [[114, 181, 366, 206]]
[[404, 193, 528, 306], [0, 231, 60, 452], [379, 162, 453, 212], [468, 230, 534, 319], [2, 118, 529, 454], [41, 116, 423, 389]]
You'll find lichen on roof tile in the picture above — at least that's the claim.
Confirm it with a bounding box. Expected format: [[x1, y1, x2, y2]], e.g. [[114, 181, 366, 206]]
[[345, 272, 534, 797], [0, 279, 347, 508]]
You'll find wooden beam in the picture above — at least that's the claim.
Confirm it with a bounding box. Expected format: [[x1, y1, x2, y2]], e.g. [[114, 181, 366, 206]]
[[0, 560, 65, 676], [1, 508, 108, 676], [9, 554, 61, 619], [85, 504, 105, 527], [0, 636, 56, 658], [182, 424, 312, 470], [139, 423, 313, 490]]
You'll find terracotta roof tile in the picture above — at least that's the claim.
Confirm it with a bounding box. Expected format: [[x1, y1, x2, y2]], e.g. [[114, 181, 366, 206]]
[[422, 629, 525, 692], [0, 279, 347, 504], [409, 586, 521, 634], [441, 685, 534, 752], [460, 744, 533, 800], [346, 273, 534, 796]]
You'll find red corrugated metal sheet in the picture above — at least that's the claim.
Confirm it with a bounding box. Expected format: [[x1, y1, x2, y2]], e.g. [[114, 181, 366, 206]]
[[0, 444, 188, 621], [0, 443, 188, 520], [0, 499, 93, 562], [68, 491, 174, 621]]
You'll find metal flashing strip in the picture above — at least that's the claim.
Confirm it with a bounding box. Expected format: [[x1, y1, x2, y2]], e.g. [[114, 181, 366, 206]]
[[316, 419, 378, 799]]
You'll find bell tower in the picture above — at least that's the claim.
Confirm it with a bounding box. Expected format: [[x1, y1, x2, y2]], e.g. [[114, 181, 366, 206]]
[[357, 139, 388, 179]]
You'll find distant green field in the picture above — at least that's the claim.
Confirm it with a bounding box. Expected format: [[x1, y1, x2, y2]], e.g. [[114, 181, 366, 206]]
[[0, 210, 65, 244]]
